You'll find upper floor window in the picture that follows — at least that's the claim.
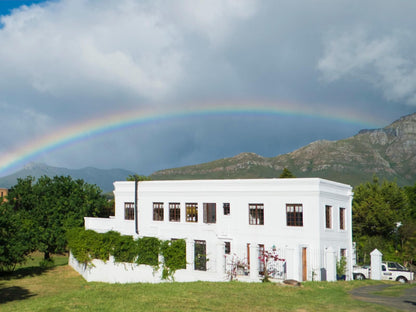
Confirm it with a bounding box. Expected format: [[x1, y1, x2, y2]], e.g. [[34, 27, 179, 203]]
[[339, 207, 346, 230], [124, 202, 134, 220], [223, 203, 230, 215], [169, 203, 180, 222], [203, 203, 216, 223], [325, 205, 332, 229], [186, 203, 198, 222], [286, 204, 303, 226], [153, 202, 164, 221], [249, 203, 264, 225]]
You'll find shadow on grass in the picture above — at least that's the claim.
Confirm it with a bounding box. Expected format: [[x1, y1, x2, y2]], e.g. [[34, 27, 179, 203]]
[[0, 265, 54, 280], [0, 284, 35, 303]]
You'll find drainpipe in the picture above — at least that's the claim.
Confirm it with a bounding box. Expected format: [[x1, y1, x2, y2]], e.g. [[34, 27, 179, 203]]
[[135, 178, 139, 235]]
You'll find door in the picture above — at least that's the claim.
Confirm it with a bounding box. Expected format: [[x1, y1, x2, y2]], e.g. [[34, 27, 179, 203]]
[[302, 247, 307, 281], [194, 240, 207, 271]]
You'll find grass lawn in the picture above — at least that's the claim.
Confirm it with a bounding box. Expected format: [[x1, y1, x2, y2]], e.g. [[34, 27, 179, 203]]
[[0, 254, 406, 312]]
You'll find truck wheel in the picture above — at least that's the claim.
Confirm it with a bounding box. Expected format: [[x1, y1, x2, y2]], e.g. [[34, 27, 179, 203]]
[[396, 276, 407, 283], [354, 273, 365, 280]]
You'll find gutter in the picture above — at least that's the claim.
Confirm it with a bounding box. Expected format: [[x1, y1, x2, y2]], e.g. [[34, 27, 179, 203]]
[[135, 179, 139, 234]]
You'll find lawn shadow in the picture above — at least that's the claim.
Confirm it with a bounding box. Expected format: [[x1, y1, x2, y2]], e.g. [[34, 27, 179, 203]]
[[0, 284, 35, 303], [0, 266, 52, 280]]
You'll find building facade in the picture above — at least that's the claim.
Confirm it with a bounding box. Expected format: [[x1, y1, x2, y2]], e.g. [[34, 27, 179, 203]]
[[71, 178, 353, 283]]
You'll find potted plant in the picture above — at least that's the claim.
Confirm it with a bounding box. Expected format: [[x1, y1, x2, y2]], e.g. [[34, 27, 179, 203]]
[[336, 256, 347, 280]]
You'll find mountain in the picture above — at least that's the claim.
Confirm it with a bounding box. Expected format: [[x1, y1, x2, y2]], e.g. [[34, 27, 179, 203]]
[[151, 113, 416, 186], [0, 163, 136, 192]]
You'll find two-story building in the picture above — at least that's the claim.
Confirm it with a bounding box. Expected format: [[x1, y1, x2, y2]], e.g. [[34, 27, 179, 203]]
[[70, 178, 353, 283]]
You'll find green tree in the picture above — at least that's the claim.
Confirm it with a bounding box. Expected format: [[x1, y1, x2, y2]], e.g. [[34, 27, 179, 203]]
[[279, 168, 295, 178], [126, 174, 151, 181], [8, 175, 107, 260], [0, 203, 34, 272], [353, 176, 410, 263]]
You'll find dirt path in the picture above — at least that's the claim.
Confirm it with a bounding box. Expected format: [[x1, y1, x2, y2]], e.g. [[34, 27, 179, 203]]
[[350, 284, 416, 311]]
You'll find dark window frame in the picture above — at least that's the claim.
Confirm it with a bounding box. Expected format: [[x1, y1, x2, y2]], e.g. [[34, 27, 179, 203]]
[[223, 203, 230, 215], [169, 202, 180, 222], [339, 207, 346, 230], [325, 205, 332, 229], [124, 202, 135, 220], [249, 203, 264, 225], [203, 203, 216, 223], [186, 203, 198, 222], [224, 242, 231, 255], [286, 204, 303, 226], [153, 202, 164, 221]]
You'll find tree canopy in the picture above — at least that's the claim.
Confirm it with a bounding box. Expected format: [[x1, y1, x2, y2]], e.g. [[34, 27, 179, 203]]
[[279, 168, 295, 178], [6, 175, 107, 261]]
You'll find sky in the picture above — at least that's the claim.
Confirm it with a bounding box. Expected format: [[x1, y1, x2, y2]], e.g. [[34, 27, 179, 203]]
[[0, 0, 416, 176]]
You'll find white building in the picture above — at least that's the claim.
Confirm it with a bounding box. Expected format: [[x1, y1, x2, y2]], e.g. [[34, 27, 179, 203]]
[[70, 178, 353, 283]]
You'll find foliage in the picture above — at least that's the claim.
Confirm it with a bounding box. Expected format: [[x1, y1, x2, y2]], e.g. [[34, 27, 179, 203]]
[[0, 204, 34, 272], [258, 248, 285, 282], [111, 235, 138, 263], [8, 175, 108, 260], [126, 174, 151, 181], [353, 176, 415, 264], [336, 256, 347, 276], [67, 229, 186, 280], [160, 239, 186, 280], [279, 168, 295, 178], [136, 237, 160, 267]]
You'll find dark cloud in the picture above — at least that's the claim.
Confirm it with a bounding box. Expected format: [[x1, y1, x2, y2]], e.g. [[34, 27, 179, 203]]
[[0, 0, 415, 175]]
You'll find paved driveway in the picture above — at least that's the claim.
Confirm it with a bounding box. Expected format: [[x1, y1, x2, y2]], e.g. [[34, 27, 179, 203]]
[[350, 284, 416, 311]]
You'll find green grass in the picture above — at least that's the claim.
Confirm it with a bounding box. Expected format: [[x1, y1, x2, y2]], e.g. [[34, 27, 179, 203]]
[[0, 257, 401, 312]]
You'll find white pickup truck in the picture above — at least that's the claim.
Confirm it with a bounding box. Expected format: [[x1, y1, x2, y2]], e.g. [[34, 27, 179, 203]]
[[353, 261, 414, 283]]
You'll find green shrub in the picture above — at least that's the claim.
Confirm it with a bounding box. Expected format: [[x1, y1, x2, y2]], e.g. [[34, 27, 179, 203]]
[[160, 239, 186, 280], [136, 237, 160, 267]]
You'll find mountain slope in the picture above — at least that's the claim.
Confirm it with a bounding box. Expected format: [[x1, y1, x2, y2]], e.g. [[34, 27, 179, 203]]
[[151, 113, 416, 186], [0, 163, 136, 192]]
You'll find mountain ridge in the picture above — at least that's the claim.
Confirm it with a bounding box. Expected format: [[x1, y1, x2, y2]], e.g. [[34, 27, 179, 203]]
[[151, 113, 416, 186]]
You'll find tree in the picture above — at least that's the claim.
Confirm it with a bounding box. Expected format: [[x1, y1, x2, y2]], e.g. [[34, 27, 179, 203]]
[[126, 174, 151, 181], [352, 176, 410, 263], [0, 203, 34, 272], [279, 168, 295, 178], [8, 176, 107, 260]]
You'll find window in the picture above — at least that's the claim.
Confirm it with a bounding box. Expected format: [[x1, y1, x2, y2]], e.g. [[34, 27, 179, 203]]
[[153, 202, 164, 221], [124, 202, 134, 220], [169, 203, 180, 222], [340, 248, 346, 258], [339, 208, 346, 230], [325, 205, 332, 229], [194, 240, 207, 271], [223, 203, 230, 215], [224, 242, 231, 255], [249, 204, 264, 225], [203, 203, 216, 223], [186, 203, 198, 222], [286, 204, 303, 226]]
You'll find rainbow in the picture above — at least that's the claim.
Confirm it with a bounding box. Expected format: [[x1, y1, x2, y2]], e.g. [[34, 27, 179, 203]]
[[0, 103, 386, 175]]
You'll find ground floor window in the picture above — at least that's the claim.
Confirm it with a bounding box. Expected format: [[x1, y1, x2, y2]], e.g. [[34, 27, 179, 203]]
[[124, 202, 134, 220], [225, 242, 231, 255], [223, 203, 230, 215], [194, 240, 207, 271]]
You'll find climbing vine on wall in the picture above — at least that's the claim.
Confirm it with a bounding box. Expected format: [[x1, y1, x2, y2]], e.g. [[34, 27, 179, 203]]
[[160, 239, 187, 280], [67, 228, 186, 279]]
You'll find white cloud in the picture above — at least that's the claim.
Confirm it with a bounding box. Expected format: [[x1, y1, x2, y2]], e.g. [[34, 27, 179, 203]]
[[318, 29, 416, 105]]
